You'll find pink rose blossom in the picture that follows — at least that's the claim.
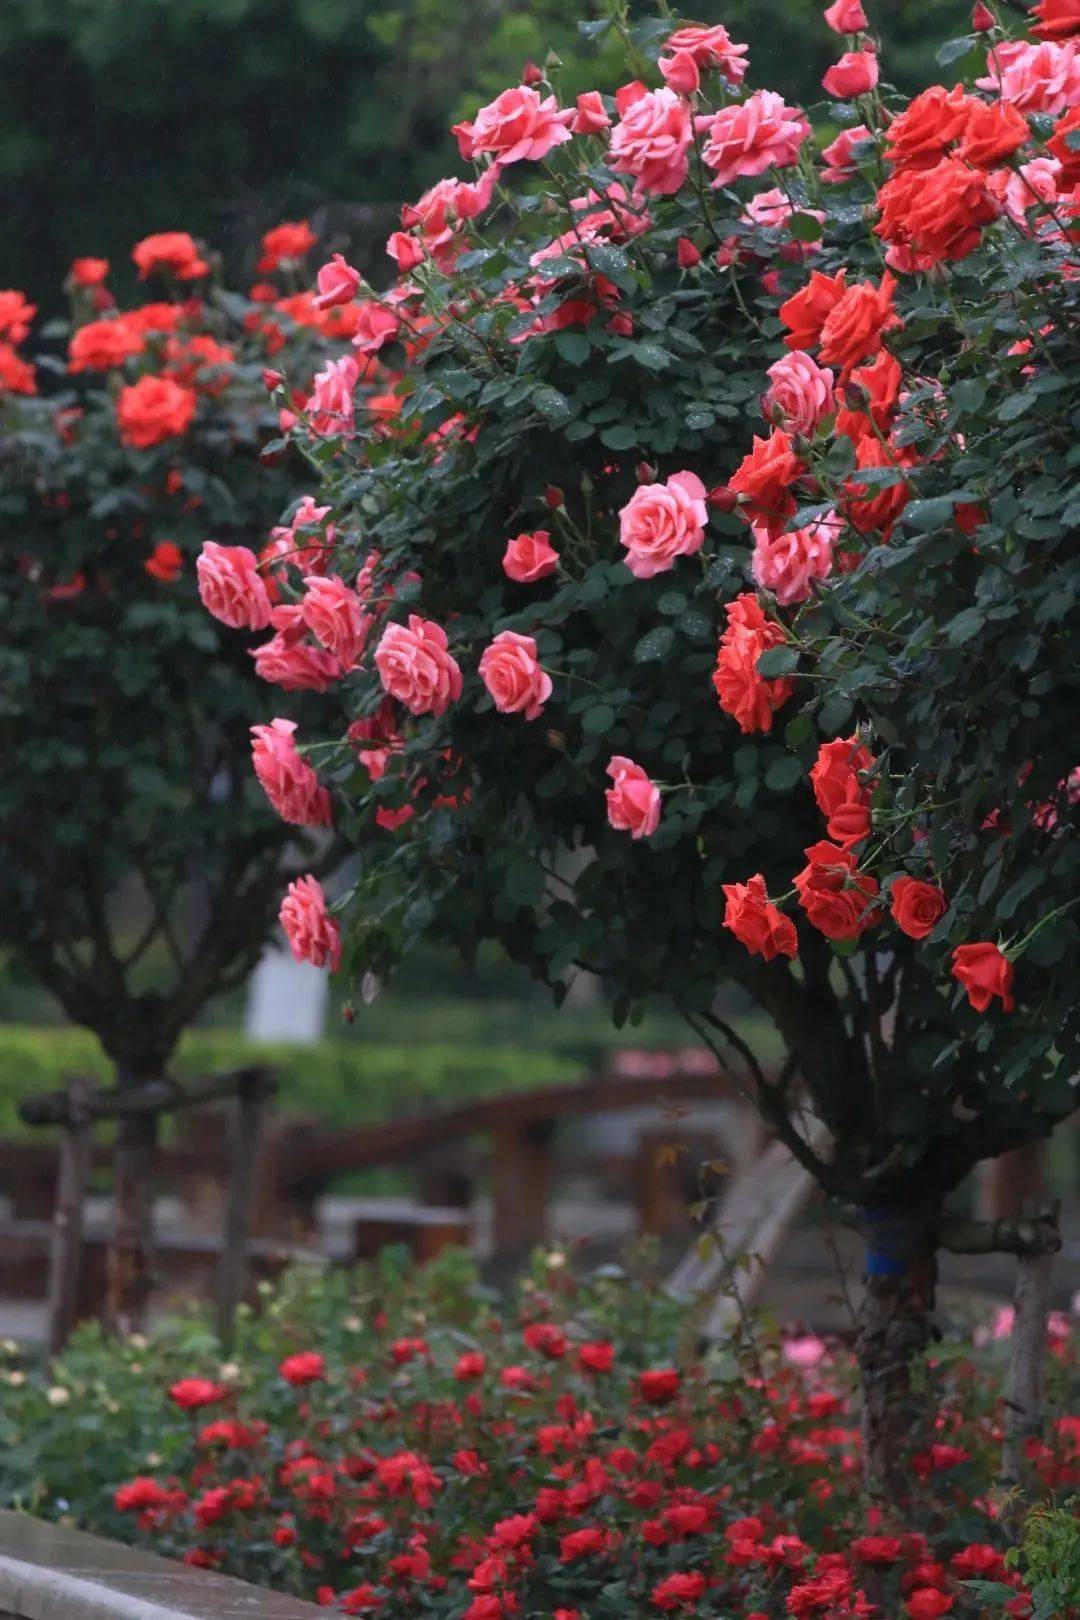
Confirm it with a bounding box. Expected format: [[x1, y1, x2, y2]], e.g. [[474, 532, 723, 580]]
[[280, 876, 341, 972], [820, 123, 873, 182], [782, 1334, 827, 1368], [823, 0, 868, 32], [659, 49, 700, 96], [400, 169, 501, 268], [252, 616, 342, 691], [387, 230, 425, 273], [977, 39, 1080, 114], [743, 188, 824, 257], [503, 530, 560, 583], [662, 24, 748, 84], [469, 86, 572, 164], [352, 302, 400, 356], [702, 91, 810, 188], [609, 87, 693, 197], [751, 513, 839, 606], [374, 615, 463, 717], [763, 351, 836, 438], [822, 49, 879, 98], [605, 756, 661, 839], [986, 156, 1062, 227], [301, 574, 370, 669], [307, 354, 360, 437], [478, 631, 553, 720], [251, 718, 332, 827], [196, 541, 273, 631], [570, 91, 611, 135], [618, 470, 708, 579], [313, 253, 362, 311]]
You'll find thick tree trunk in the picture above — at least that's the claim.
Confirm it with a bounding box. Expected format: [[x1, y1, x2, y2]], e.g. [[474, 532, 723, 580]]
[[1002, 1231, 1057, 1488], [857, 1203, 940, 1496], [106, 1090, 158, 1336]]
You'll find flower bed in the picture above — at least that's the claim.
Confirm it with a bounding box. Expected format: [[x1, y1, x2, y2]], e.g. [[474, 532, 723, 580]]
[[1, 1255, 1075, 1617]]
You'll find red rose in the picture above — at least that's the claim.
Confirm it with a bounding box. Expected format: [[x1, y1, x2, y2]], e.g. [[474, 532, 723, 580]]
[[876, 157, 999, 265], [1048, 104, 1080, 186], [809, 736, 874, 848], [144, 541, 184, 583], [279, 1351, 327, 1385], [116, 374, 197, 449], [728, 429, 804, 533], [577, 1340, 615, 1373], [722, 874, 799, 961], [890, 877, 946, 940], [794, 841, 880, 940], [818, 273, 902, 374], [957, 100, 1030, 167], [453, 1351, 486, 1381], [169, 1377, 229, 1410], [1032, 0, 1080, 40], [951, 942, 1015, 1012], [638, 1367, 681, 1403], [713, 593, 794, 735], [651, 1570, 707, 1610], [842, 434, 913, 538], [883, 85, 974, 171], [779, 269, 848, 352]]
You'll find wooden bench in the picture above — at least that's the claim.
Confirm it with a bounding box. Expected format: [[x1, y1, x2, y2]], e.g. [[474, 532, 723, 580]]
[[0, 1507, 321, 1620]]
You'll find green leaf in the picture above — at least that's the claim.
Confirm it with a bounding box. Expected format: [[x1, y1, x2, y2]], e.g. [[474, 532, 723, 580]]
[[936, 34, 976, 65], [531, 385, 572, 421], [634, 625, 676, 662], [756, 645, 798, 678], [997, 390, 1037, 422], [765, 755, 805, 791], [600, 424, 639, 451], [904, 497, 955, 533], [582, 703, 616, 735], [945, 607, 984, 645], [553, 331, 590, 366], [787, 212, 824, 243]]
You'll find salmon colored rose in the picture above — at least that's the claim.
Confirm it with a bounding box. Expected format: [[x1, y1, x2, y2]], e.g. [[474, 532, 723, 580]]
[[313, 254, 362, 310], [823, 0, 869, 30], [618, 470, 707, 578], [763, 351, 836, 439], [779, 269, 848, 352], [957, 100, 1030, 167], [821, 124, 873, 183], [809, 735, 873, 848], [251, 719, 332, 828], [279, 876, 341, 972], [478, 631, 552, 720], [884, 85, 974, 171], [713, 593, 793, 734], [752, 514, 838, 607], [661, 23, 748, 83], [375, 615, 462, 718], [132, 231, 208, 281], [116, 374, 197, 448], [876, 158, 999, 265], [605, 756, 661, 839], [68, 317, 144, 372], [728, 430, 804, 534], [890, 877, 947, 940], [794, 841, 880, 940], [818, 273, 901, 373], [570, 91, 611, 135], [722, 874, 799, 961], [1032, 0, 1080, 40], [823, 49, 879, 98], [951, 942, 1016, 1012], [301, 574, 370, 670]]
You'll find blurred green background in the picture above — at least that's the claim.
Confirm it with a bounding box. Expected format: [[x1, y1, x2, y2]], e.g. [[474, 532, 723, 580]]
[[0, 0, 961, 305]]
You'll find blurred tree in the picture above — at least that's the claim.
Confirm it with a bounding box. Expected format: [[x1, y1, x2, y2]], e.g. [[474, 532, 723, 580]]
[[0, 0, 957, 304]]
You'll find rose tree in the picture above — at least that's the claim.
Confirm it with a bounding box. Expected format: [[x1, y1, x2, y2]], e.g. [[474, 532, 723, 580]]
[[206, 2, 1080, 1482], [0, 223, 368, 1322]]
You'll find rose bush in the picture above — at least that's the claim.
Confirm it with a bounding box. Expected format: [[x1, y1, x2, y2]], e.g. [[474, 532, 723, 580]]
[[201, 0, 1080, 1477], [0, 1254, 1076, 1618]]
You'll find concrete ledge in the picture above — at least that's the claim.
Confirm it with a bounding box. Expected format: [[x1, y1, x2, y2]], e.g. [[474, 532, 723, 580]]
[[0, 1511, 321, 1620]]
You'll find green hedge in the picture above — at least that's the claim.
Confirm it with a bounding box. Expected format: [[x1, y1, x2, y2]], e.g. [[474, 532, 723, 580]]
[[0, 1024, 581, 1139]]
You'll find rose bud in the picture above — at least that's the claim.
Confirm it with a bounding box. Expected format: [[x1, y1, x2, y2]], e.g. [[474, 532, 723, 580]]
[[342, 1004, 356, 1024], [635, 461, 657, 484], [971, 1, 995, 28], [607, 311, 633, 336], [262, 368, 284, 391], [522, 59, 543, 85], [677, 237, 702, 268], [544, 485, 565, 510], [707, 484, 738, 513]]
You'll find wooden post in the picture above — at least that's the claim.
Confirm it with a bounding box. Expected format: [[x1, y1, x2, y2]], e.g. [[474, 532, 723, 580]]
[[106, 1108, 158, 1337], [45, 1079, 93, 1358], [215, 1071, 266, 1349], [1001, 1210, 1061, 1488], [490, 1119, 554, 1261]]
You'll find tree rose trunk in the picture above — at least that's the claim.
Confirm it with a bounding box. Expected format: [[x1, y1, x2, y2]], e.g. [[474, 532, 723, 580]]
[[106, 1069, 159, 1336], [857, 1203, 940, 1496]]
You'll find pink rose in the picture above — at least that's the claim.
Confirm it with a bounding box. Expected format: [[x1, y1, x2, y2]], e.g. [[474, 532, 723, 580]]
[[763, 352, 836, 438], [301, 574, 370, 669], [823, 0, 868, 31], [618, 470, 707, 579], [503, 529, 560, 583], [662, 24, 748, 84], [822, 49, 879, 98], [387, 230, 425, 274], [352, 302, 400, 356], [251, 718, 332, 827], [977, 40, 1080, 114], [478, 631, 553, 720], [609, 87, 693, 197], [279, 875, 341, 972], [751, 513, 839, 606], [374, 615, 463, 717], [605, 756, 661, 839], [313, 253, 361, 310], [252, 612, 343, 691], [820, 124, 873, 182], [571, 91, 611, 135], [659, 49, 700, 96], [987, 156, 1062, 228], [196, 541, 273, 631], [743, 188, 824, 257], [400, 170, 501, 268], [469, 86, 572, 164], [307, 355, 360, 437], [702, 91, 810, 188]]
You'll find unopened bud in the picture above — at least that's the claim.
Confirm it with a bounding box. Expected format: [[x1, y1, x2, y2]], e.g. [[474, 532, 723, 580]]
[[972, 1, 995, 30], [342, 1003, 356, 1025], [676, 237, 702, 269], [635, 461, 657, 485], [544, 485, 565, 510], [521, 59, 543, 86], [262, 368, 284, 391], [707, 484, 738, 513]]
